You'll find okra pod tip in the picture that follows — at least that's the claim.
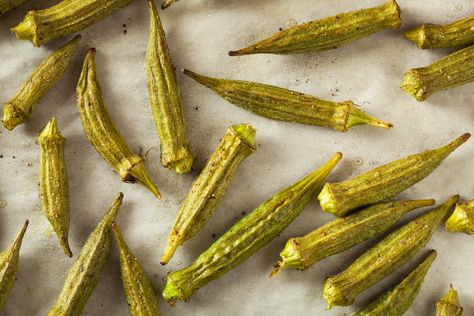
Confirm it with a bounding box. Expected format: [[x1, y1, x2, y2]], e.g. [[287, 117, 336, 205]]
[[346, 105, 393, 130]]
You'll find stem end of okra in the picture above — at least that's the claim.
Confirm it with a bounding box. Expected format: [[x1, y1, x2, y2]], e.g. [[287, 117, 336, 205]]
[[403, 27, 427, 49], [401, 69, 427, 101], [231, 124, 257, 149], [323, 277, 351, 309], [163, 276, 182, 304], [11, 12, 41, 47], [318, 184, 341, 216], [346, 105, 393, 130], [271, 239, 305, 277], [2, 103, 28, 130]]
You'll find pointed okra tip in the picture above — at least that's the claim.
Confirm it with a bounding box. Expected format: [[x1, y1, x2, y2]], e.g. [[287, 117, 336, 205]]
[[111, 222, 128, 252], [39, 117, 63, 141], [161, 0, 177, 9], [346, 105, 394, 131], [182, 69, 218, 89], [130, 162, 161, 199], [449, 133, 471, 150], [231, 124, 257, 150]]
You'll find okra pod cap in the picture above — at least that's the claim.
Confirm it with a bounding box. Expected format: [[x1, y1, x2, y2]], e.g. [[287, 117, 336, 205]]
[[446, 200, 474, 234], [435, 285, 464, 316]]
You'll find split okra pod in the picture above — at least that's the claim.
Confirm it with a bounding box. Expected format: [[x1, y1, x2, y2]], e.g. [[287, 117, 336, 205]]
[[436, 285, 464, 316]]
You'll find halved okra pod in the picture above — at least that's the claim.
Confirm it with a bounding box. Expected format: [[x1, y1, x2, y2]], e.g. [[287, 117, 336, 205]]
[[147, 0, 195, 174], [112, 223, 161, 316], [184, 70, 392, 132], [39, 117, 72, 257], [12, 0, 134, 47], [48, 193, 123, 316], [436, 285, 464, 316], [77, 49, 160, 199], [161, 124, 256, 265], [318, 133, 470, 217], [2, 35, 80, 130], [271, 199, 435, 276], [445, 200, 474, 234], [323, 195, 458, 309], [401, 45, 474, 101], [228, 0, 400, 56], [404, 15, 474, 49], [354, 250, 437, 316], [0, 0, 30, 17], [0, 221, 28, 312], [163, 153, 342, 303]]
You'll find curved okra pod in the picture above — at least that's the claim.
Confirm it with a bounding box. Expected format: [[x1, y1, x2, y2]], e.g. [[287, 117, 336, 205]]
[[112, 223, 161, 316], [184, 70, 392, 132], [2, 35, 80, 130], [77, 49, 160, 199], [401, 45, 474, 101], [272, 199, 435, 276], [0, 0, 30, 17], [12, 0, 134, 47], [445, 200, 474, 234], [318, 133, 470, 217], [0, 221, 28, 311], [163, 153, 342, 303], [403, 15, 474, 49], [39, 118, 72, 257], [323, 195, 458, 309], [354, 250, 437, 316], [228, 0, 400, 56], [147, 0, 195, 174], [48, 193, 123, 316], [436, 285, 464, 316], [161, 124, 256, 265]]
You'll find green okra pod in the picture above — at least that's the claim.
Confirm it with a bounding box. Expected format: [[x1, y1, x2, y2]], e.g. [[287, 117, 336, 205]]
[[163, 152, 342, 303], [318, 133, 470, 217], [112, 223, 161, 316], [2, 35, 80, 130], [77, 49, 160, 199], [161, 124, 256, 265], [39, 117, 72, 257], [184, 69, 392, 132], [0, 221, 28, 311], [401, 45, 474, 101], [436, 285, 464, 316], [0, 0, 30, 17], [354, 250, 437, 316], [147, 0, 195, 174], [48, 193, 123, 316], [323, 195, 458, 309], [445, 200, 474, 234], [404, 15, 474, 49], [272, 199, 435, 276], [12, 0, 135, 47], [228, 0, 400, 56]]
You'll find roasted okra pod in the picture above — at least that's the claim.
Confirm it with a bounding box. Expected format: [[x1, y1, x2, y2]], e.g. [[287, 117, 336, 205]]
[[0, 221, 28, 311], [184, 70, 392, 132], [147, 0, 195, 174], [228, 0, 400, 56], [272, 199, 435, 276], [77, 49, 160, 199], [318, 133, 470, 217], [0, 0, 30, 17], [404, 15, 474, 49], [323, 195, 458, 308], [163, 153, 342, 303], [401, 45, 474, 101], [48, 193, 123, 316], [436, 285, 464, 316], [2, 36, 80, 130], [445, 200, 474, 234], [12, 0, 134, 46], [354, 250, 437, 316], [161, 124, 256, 265], [39, 117, 72, 257]]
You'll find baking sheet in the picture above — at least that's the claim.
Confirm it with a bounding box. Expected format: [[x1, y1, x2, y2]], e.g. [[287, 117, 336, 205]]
[[0, 0, 473, 315]]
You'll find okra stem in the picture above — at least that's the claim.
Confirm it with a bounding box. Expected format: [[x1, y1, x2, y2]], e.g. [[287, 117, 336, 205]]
[[436, 285, 464, 316], [445, 200, 474, 234]]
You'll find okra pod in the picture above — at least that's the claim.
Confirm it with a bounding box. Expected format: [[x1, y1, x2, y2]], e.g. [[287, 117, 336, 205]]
[[184, 70, 392, 132], [228, 0, 400, 56], [161, 124, 256, 265], [39, 117, 72, 257], [354, 250, 437, 316], [77, 49, 160, 199], [12, 0, 134, 47], [163, 153, 342, 303], [147, 0, 195, 174], [0, 0, 30, 17], [436, 285, 464, 316], [404, 15, 474, 49], [445, 200, 474, 234], [160, 0, 176, 9], [318, 133, 470, 217], [401, 45, 474, 101], [48, 193, 123, 316], [2, 35, 80, 130], [0, 221, 28, 311], [112, 223, 161, 316], [323, 195, 458, 308], [272, 199, 435, 276]]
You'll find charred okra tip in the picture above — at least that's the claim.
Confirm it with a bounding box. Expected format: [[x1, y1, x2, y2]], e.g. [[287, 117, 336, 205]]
[[435, 285, 464, 316], [446, 200, 474, 234]]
